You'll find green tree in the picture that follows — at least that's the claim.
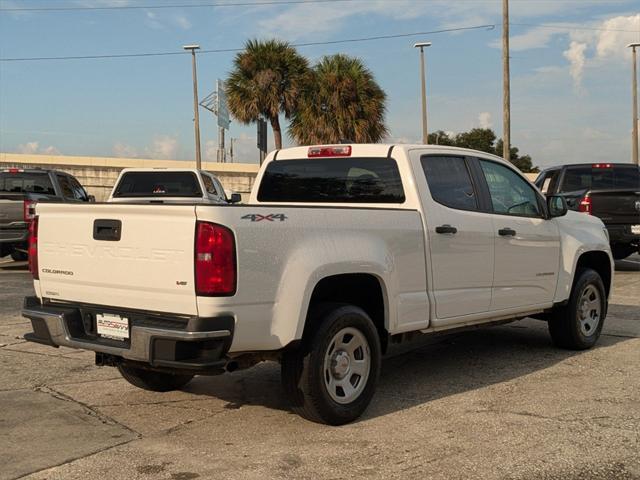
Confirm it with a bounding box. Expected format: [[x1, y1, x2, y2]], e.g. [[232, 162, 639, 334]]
[[454, 128, 496, 154], [427, 130, 455, 146], [289, 54, 388, 145], [494, 139, 539, 173], [226, 39, 309, 150]]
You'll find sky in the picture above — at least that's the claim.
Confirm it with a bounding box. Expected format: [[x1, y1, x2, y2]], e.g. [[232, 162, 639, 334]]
[[0, 0, 639, 169]]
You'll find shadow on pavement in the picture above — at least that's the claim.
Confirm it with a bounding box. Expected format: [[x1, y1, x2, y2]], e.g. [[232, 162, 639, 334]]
[[181, 317, 632, 421]]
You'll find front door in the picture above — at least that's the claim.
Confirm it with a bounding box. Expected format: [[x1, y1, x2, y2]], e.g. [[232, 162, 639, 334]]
[[476, 159, 561, 311]]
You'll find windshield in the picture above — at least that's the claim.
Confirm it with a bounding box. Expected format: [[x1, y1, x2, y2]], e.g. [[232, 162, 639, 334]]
[[113, 172, 203, 198]]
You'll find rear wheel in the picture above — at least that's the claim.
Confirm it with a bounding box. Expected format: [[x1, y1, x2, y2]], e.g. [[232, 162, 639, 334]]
[[10, 250, 28, 262], [117, 364, 194, 392], [548, 268, 606, 350], [281, 304, 381, 425], [611, 244, 636, 260]]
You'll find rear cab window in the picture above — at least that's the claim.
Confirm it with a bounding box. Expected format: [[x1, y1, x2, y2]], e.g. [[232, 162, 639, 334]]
[[113, 172, 203, 198], [560, 165, 640, 192], [257, 158, 405, 203], [0, 172, 55, 195], [421, 156, 478, 211]]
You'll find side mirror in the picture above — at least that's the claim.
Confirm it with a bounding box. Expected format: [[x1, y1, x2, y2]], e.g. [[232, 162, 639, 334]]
[[87, 195, 96, 203], [547, 195, 567, 218], [229, 193, 242, 204]]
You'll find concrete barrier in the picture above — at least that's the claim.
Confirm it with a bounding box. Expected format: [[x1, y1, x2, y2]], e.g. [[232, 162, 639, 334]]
[[0, 153, 260, 202]]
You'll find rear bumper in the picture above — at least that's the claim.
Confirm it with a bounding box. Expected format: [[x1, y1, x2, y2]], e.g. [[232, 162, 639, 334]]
[[22, 296, 233, 372], [606, 225, 640, 246], [0, 227, 28, 245]]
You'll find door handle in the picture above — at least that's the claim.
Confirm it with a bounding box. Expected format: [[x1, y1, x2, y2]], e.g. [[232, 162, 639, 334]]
[[498, 228, 516, 237], [435, 225, 457, 234]]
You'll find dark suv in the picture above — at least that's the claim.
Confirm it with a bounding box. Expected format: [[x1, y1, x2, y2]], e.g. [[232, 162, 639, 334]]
[[0, 168, 93, 260], [535, 163, 640, 260]]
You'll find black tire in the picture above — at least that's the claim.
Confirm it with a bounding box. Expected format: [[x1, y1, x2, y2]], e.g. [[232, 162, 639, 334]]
[[281, 303, 381, 425], [10, 250, 28, 262], [117, 364, 194, 392], [611, 244, 635, 261], [548, 268, 606, 350]]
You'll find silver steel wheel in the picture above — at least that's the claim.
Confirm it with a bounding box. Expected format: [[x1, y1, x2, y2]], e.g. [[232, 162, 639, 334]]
[[578, 284, 601, 337], [323, 327, 371, 405]]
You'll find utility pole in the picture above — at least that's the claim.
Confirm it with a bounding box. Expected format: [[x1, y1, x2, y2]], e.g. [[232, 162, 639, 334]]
[[183, 45, 202, 169], [230, 137, 234, 163], [628, 43, 640, 165], [414, 42, 431, 144], [218, 127, 225, 163], [502, 0, 511, 162]]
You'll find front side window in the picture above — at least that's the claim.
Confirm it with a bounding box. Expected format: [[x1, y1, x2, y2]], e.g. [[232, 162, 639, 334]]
[[257, 158, 405, 203], [421, 156, 478, 211], [68, 177, 88, 201], [56, 174, 74, 199], [479, 160, 541, 217]]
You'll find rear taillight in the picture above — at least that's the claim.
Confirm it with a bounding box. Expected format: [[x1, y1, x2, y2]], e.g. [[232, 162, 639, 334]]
[[579, 195, 592, 214], [23, 199, 36, 222], [195, 221, 236, 296], [28, 216, 39, 279]]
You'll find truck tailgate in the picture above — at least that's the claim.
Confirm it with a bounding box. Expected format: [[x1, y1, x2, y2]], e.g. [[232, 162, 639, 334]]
[[36, 203, 198, 315], [589, 189, 640, 224]]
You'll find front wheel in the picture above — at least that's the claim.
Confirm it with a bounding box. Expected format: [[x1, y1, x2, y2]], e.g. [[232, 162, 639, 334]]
[[117, 364, 194, 392], [281, 304, 381, 425], [548, 268, 606, 350]]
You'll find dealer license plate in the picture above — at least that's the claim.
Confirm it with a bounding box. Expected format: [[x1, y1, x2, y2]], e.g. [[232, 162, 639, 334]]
[[632, 225, 640, 235], [96, 313, 129, 340]]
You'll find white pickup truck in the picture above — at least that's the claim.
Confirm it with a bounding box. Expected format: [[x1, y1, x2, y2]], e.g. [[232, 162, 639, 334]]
[[23, 144, 613, 425]]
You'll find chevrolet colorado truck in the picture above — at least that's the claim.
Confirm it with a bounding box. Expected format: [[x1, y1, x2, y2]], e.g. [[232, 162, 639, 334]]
[[535, 163, 640, 260], [108, 168, 241, 204], [22, 145, 613, 425], [0, 168, 92, 260]]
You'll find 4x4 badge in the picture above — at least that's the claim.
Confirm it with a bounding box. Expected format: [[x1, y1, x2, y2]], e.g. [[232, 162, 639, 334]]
[[241, 214, 287, 222]]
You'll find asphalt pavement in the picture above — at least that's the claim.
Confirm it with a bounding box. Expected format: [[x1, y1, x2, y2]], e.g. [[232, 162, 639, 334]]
[[0, 255, 638, 480]]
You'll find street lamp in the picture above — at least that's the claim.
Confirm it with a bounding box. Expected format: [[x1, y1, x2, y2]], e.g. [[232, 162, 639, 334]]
[[183, 44, 202, 169], [628, 42, 640, 165], [414, 42, 431, 144]]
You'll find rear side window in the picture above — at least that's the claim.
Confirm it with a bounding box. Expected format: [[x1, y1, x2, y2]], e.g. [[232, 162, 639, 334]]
[[257, 158, 405, 203], [560, 166, 640, 192], [421, 156, 478, 211], [57, 174, 74, 199], [113, 172, 203, 198], [0, 172, 55, 195]]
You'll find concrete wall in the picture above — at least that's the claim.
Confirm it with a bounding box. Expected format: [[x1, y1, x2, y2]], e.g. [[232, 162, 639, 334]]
[[0, 153, 260, 202]]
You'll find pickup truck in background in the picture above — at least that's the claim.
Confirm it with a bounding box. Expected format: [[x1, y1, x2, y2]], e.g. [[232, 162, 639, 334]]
[[107, 168, 241, 204], [22, 145, 613, 425], [0, 168, 92, 261], [535, 163, 640, 260]]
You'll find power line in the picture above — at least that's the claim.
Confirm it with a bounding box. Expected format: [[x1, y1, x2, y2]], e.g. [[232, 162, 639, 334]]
[[510, 22, 640, 33], [0, 24, 495, 62], [1, 0, 360, 12]]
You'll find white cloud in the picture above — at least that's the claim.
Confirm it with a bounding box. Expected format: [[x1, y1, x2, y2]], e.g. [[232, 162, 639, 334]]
[[174, 14, 191, 30], [563, 41, 587, 90], [145, 135, 178, 159], [113, 142, 138, 158], [16, 141, 60, 155], [478, 112, 493, 129]]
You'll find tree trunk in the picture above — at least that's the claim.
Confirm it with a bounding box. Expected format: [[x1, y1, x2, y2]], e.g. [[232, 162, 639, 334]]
[[270, 116, 282, 150]]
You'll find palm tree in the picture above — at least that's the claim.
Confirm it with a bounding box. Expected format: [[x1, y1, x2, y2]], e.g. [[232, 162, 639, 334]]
[[289, 54, 388, 145], [226, 39, 309, 150]]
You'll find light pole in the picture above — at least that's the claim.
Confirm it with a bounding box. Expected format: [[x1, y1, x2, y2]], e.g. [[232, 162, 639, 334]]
[[414, 42, 431, 144], [628, 42, 640, 165], [183, 44, 202, 169], [502, 0, 511, 162]]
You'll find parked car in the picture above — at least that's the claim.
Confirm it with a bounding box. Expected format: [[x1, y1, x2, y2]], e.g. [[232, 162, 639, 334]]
[[0, 168, 92, 261], [107, 168, 241, 204], [535, 163, 640, 260], [22, 144, 612, 425]]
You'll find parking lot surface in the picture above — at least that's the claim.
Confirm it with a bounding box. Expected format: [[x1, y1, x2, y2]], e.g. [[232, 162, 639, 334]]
[[1, 256, 638, 480]]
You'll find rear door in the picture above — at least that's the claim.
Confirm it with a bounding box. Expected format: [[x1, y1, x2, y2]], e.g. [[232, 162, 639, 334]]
[[476, 158, 560, 311], [36, 203, 198, 315], [416, 154, 495, 320]]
